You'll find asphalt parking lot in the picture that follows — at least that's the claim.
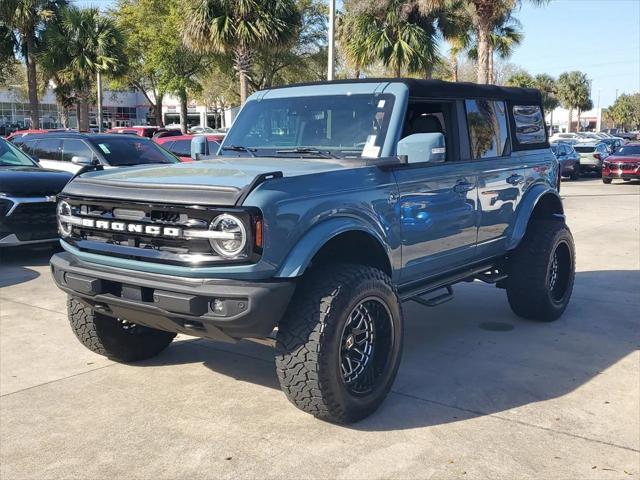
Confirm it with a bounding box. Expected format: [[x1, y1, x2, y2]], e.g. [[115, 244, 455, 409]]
[[1, 178, 638, 479]]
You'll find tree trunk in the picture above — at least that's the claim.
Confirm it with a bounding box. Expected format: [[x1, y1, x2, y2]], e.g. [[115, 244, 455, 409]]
[[567, 108, 573, 133], [79, 99, 90, 131], [451, 53, 458, 82], [394, 64, 401, 77], [476, 18, 491, 84], [234, 47, 252, 104], [75, 102, 81, 129], [25, 34, 40, 129], [178, 89, 188, 134], [96, 71, 103, 133], [425, 64, 433, 80], [155, 92, 164, 127], [59, 103, 69, 128], [488, 46, 494, 84], [576, 107, 581, 132]]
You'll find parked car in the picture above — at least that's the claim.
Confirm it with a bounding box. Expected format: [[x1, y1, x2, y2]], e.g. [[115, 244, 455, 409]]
[[51, 79, 574, 424], [0, 137, 72, 247], [550, 142, 580, 180], [602, 143, 640, 183], [599, 137, 625, 154], [154, 134, 223, 161], [550, 132, 582, 143], [7, 129, 69, 144], [17, 132, 179, 173], [189, 126, 216, 134], [573, 142, 609, 174], [152, 129, 183, 139], [106, 126, 158, 138]]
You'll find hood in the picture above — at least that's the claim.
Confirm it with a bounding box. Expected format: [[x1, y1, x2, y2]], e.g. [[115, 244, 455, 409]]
[[0, 166, 73, 196], [61, 156, 354, 206], [607, 155, 640, 163]]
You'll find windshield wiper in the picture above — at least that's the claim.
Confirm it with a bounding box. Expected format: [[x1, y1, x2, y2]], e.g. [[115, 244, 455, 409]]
[[275, 147, 339, 159], [221, 145, 257, 157]]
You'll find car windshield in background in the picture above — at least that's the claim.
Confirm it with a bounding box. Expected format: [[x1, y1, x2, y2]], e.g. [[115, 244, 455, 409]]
[[88, 137, 177, 166], [574, 146, 596, 153], [0, 139, 38, 167], [614, 145, 640, 156], [220, 94, 396, 158]]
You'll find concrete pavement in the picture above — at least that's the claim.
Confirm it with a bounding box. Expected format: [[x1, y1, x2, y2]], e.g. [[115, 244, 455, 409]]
[[1, 178, 638, 479]]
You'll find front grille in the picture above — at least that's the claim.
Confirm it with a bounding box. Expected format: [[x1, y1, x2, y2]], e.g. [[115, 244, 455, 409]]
[[609, 163, 638, 171], [2, 201, 58, 240], [60, 197, 260, 266]]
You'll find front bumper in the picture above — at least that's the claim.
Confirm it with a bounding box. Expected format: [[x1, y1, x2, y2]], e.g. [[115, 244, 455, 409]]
[[50, 252, 296, 342], [602, 168, 639, 180]]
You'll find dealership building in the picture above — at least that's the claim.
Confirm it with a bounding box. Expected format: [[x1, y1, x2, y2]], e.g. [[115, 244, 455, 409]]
[[0, 86, 234, 131]]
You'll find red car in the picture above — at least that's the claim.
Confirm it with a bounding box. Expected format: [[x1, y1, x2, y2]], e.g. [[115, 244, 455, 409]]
[[602, 143, 640, 184], [154, 134, 223, 162], [106, 126, 158, 138]]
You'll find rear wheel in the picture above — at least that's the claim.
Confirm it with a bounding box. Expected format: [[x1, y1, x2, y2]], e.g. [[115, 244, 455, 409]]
[[603, 178, 612, 184], [68, 297, 175, 362], [506, 220, 575, 322], [275, 264, 403, 424]]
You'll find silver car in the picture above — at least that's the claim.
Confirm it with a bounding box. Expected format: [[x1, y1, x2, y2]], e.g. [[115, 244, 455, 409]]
[[573, 142, 609, 174]]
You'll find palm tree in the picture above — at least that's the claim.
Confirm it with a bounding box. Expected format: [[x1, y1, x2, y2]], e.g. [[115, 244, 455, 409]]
[[183, 0, 300, 104], [40, 6, 126, 130], [0, 0, 67, 128], [467, 13, 522, 84], [557, 71, 592, 133], [340, 0, 442, 78], [461, 0, 547, 84]]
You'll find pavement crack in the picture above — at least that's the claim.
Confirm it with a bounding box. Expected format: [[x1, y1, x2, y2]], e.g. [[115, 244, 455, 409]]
[[390, 390, 640, 453]]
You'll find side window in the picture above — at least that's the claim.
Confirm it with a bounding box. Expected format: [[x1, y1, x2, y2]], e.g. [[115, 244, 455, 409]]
[[512, 105, 546, 145], [21, 139, 37, 156], [62, 139, 95, 162], [33, 138, 62, 161], [169, 140, 191, 157], [465, 100, 509, 159]]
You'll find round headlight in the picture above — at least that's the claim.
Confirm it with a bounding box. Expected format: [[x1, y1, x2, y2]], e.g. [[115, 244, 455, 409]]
[[209, 214, 247, 258], [57, 200, 73, 237]]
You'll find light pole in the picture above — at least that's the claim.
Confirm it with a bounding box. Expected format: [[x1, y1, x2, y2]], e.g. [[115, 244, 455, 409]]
[[327, 0, 335, 81]]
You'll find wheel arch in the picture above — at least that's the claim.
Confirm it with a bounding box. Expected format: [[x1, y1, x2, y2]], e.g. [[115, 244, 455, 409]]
[[507, 186, 565, 251], [275, 218, 393, 279]]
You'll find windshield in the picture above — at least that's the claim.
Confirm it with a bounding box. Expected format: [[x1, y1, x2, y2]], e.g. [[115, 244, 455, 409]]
[[614, 145, 640, 156], [88, 137, 178, 166], [220, 94, 396, 158], [0, 139, 38, 167], [574, 145, 596, 153]]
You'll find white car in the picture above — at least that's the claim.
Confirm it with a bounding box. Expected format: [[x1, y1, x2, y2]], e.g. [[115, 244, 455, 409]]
[[550, 132, 582, 143]]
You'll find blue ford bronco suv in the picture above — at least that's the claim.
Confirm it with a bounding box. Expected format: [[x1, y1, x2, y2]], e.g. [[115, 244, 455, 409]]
[[51, 79, 575, 423]]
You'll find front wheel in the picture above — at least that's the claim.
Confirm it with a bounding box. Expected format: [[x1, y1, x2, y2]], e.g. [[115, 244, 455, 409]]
[[275, 264, 403, 424], [506, 220, 575, 322], [603, 178, 613, 184]]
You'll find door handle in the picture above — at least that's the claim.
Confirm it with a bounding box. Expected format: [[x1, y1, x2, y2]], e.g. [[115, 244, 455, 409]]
[[453, 181, 475, 193], [506, 174, 524, 185]]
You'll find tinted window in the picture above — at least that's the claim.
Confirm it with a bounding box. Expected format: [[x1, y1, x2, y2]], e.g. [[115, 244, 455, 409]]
[[465, 100, 509, 159], [615, 145, 640, 155], [62, 139, 95, 162], [574, 146, 595, 153], [33, 138, 62, 161], [513, 105, 546, 144], [21, 139, 38, 156], [88, 137, 177, 166], [208, 140, 221, 152], [168, 139, 191, 157]]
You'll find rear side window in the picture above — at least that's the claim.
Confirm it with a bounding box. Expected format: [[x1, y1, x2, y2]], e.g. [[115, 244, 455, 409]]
[[33, 138, 62, 161], [168, 139, 191, 157], [512, 105, 546, 145], [465, 100, 510, 159]]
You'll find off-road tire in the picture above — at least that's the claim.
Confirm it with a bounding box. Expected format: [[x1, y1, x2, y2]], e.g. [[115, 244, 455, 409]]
[[68, 296, 176, 362], [602, 178, 612, 184], [275, 264, 403, 424], [506, 220, 575, 322]]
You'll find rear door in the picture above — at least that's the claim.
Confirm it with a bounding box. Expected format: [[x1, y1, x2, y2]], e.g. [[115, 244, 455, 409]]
[[470, 99, 525, 259], [32, 138, 69, 172]]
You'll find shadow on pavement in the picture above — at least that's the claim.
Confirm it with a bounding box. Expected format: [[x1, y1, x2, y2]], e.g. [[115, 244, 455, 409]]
[[0, 245, 60, 288], [93, 269, 640, 430]]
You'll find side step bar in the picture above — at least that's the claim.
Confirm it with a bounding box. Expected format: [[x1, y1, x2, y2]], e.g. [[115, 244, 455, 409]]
[[399, 262, 507, 307]]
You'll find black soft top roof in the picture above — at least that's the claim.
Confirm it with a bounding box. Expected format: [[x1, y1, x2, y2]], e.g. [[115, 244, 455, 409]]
[[274, 78, 542, 104]]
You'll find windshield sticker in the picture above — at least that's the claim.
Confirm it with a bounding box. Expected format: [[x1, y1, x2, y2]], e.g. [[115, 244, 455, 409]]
[[377, 99, 386, 109], [362, 145, 380, 158], [365, 135, 377, 147], [98, 143, 111, 154]]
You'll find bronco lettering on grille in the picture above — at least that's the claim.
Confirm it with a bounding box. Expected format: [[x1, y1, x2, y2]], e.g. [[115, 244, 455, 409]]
[[78, 217, 182, 237]]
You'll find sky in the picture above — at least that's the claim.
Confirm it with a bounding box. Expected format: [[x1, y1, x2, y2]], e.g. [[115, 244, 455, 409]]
[[74, 0, 640, 108]]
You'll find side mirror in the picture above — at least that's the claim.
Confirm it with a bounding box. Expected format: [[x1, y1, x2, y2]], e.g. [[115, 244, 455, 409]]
[[397, 133, 446, 164], [191, 135, 209, 160], [71, 155, 94, 166]]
